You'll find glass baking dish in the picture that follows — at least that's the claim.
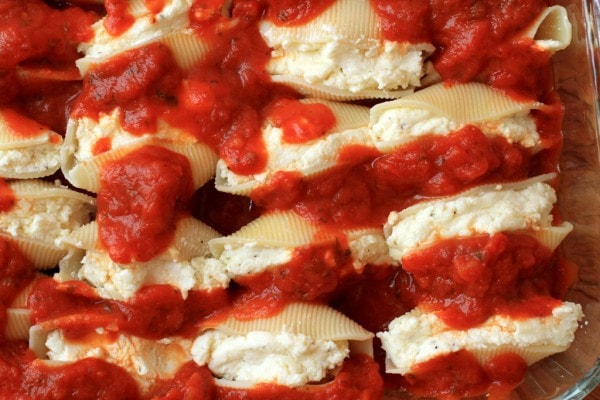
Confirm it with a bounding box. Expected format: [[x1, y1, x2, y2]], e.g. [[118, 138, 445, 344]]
[[548, 0, 600, 397]]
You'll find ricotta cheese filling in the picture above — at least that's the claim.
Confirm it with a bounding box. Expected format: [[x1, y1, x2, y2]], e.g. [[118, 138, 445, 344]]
[[385, 181, 557, 260], [46, 330, 193, 391], [377, 303, 583, 374], [66, 110, 197, 163], [77, 249, 229, 301], [370, 108, 541, 149], [216, 242, 294, 278], [260, 21, 432, 93], [191, 330, 349, 387], [0, 192, 94, 246], [216, 124, 371, 189], [77, 0, 194, 69], [0, 144, 62, 177]]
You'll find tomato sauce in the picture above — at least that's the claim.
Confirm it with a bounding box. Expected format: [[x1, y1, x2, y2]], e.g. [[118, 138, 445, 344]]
[[401, 233, 561, 329], [262, 0, 338, 26], [266, 98, 337, 144], [97, 145, 194, 263], [401, 350, 528, 400], [252, 126, 533, 228], [231, 240, 356, 318], [28, 278, 231, 341], [0, 0, 96, 132], [0, 238, 35, 339], [0, 341, 141, 400]]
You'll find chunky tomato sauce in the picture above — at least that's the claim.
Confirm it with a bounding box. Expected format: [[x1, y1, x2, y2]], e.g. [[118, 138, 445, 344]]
[[28, 278, 230, 340], [97, 145, 194, 263], [0, 0, 96, 133], [0, 0, 576, 398], [253, 126, 535, 228]]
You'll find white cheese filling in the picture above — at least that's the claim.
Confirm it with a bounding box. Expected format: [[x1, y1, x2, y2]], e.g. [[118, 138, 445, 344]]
[[216, 242, 294, 278], [78, 0, 194, 67], [385, 181, 556, 260], [77, 249, 229, 301], [0, 143, 61, 176], [46, 330, 193, 391], [0, 194, 94, 246], [370, 108, 541, 149], [67, 111, 195, 163], [191, 330, 349, 387], [260, 21, 432, 93], [377, 303, 583, 374]]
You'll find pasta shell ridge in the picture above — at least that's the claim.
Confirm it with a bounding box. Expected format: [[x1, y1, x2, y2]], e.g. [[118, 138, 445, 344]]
[[261, 0, 380, 42], [208, 211, 325, 257], [0, 233, 66, 270], [370, 82, 543, 126], [216, 302, 373, 342], [5, 309, 31, 341], [271, 75, 413, 101], [524, 6, 572, 52]]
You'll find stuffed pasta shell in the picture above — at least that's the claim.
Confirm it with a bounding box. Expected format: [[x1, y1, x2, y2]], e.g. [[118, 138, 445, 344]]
[[192, 302, 373, 387], [0, 109, 63, 179], [209, 211, 395, 283], [58, 217, 229, 300], [384, 175, 572, 261], [369, 82, 546, 152], [377, 302, 583, 375], [259, 0, 433, 100], [0, 179, 95, 269], [215, 99, 372, 195]]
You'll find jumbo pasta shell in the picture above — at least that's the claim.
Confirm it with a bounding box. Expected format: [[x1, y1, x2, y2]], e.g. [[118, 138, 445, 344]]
[[60, 221, 98, 251], [9, 279, 38, 308], [0, 109, 62, 179], [260, 0, 380, 42], [524, 6, 572, 52], [208, 211, 335, 257], [9, 179, 96, 204], [5, 309, 31, 341], [62, 135, 218, 193], [212, 302, 373, 342], [159, 29, 211, 70], [524, 222, 573, 251], [470, 344, 569, 366], [271, 75, 413, 101], [299, 99, 370, 132], [171, 217, 222, 260], [0, 233, 67, 270], [370, 82, 543, 127], [393, 174, 556, 219]]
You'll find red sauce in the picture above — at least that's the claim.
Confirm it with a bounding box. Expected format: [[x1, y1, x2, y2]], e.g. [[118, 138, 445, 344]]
[[0, 342, 141, 399], [28, 278, 231, 340], [0, 0, 95, 130], [0, 237, 35, 339], [370, 0, 431, 43], [97, 145, 194, 263], [262, 0, 338, 26], [428, 0, 550, 98], [253, 126, 532, 228], [402, 350, 527, 400], [401, 233, 561, 329], [2, 108, 51, 138], [104, 0, 135, 36], [92, 137, 113, 155], [266, 98, 336, 144], [0, 180, 15, 213], [229, 240, 356, 320]]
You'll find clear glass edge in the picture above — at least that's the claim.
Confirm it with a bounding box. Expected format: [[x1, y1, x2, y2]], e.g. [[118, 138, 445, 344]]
[[557, 0, 600, 398]]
